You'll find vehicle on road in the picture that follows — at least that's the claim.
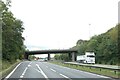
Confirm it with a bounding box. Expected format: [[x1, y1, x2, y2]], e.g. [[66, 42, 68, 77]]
[[77, 52, 95, 64]]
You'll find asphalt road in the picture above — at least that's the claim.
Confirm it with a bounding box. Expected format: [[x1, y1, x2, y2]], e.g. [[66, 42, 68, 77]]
[[5, 61, 116, 80]]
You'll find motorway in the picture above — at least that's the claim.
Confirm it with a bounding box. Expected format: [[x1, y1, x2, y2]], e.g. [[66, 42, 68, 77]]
[[5, 61, 115, 80]]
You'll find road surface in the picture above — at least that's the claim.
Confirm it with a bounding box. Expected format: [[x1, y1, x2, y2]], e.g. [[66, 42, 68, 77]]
[[5, 61, 115, 80]]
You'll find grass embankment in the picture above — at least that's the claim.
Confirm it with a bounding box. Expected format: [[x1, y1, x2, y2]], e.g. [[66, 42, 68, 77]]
[[49, 61, 120, 78], [0, 59, 21, 79]]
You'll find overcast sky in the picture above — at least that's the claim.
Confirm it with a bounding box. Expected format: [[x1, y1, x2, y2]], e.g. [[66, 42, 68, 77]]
[[8, 0, 119, 52]]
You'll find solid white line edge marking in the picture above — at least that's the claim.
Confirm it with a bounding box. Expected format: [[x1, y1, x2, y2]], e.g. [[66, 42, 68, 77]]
[[6, 62, 22, 78], [36, 64, 49, 79]]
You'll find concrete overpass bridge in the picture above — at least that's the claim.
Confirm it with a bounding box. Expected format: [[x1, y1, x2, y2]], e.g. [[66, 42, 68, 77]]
[[24, 49, 78, 61]]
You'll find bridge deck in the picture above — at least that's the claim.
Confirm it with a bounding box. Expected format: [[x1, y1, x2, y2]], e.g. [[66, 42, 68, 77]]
[[25, 49, 77, 55]]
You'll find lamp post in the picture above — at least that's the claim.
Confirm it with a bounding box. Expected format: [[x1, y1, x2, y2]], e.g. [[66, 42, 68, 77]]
[[89, 24, 91, 39]]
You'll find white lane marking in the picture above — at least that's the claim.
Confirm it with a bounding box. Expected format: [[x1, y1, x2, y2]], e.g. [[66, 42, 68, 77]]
[[95, 74, 109, 78], [19, 67, 28, 78], [6, 63, 22, 78], [29, 65, 41, 73], [20, 75, 23, 78], [21, 67, 28, 76], [50, 63, 110, 79], [59, 73, 72, 80], [59, 73, 71, 80], [29, 62, 32, 65], [59, 73, 69, 78], [50, 68, 56, 72], [28, 62, 32, 67], [28, 65, 31, 67], [36, 64, 49, 80]]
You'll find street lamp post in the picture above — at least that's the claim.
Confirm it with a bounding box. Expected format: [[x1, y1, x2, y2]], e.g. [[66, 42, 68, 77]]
[[89, 24, 91, 39]]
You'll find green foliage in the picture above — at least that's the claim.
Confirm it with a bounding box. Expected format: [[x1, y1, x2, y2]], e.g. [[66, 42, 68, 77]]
[[54, 24, 119, 64], [29, 55, 36, 60], [54, 54, 60, 60], [75, 24, 119, 65], [75, 39, 88, 55], [54, 54, 70, 61], [1, 1, 25, 62]]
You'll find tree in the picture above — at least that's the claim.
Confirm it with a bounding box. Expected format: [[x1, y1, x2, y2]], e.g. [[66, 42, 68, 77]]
[[75, 24, 119, 65], [54, 54, 70, 61], [1, 0, 25, 62]]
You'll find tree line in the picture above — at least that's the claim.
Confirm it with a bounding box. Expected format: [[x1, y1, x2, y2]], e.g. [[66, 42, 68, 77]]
[[1, 0, 25, 63], [54, 54, 70, 62], [55, 24, 119, 65]]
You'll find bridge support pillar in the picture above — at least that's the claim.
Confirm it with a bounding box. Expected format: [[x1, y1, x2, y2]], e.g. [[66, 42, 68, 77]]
[[24, 53, 29, 60], [68, 53, 71, 61], [48, 53, 50, 60], [72, 52, 75, 62], [75, 53, 77, 61]]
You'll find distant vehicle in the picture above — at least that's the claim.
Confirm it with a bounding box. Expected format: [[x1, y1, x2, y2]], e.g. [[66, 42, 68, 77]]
[[38, 59, 45, 62], [44, 58, 48, 61], [77, 52, 95, 64]]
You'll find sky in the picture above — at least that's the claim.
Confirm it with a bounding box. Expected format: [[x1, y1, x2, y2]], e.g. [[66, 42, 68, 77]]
[[4, 0, 119, 57]]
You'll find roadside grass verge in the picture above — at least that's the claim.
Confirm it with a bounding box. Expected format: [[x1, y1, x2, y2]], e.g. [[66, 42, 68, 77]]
[[0, 60, 2, 79], [0, 59, 21, 78], [49, 61, 120, 78]]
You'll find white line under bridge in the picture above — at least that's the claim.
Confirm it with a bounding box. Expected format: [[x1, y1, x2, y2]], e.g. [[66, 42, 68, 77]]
[[24, 49, 78, 61]]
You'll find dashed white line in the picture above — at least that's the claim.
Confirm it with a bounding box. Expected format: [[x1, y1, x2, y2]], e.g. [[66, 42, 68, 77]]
[[59, 73, 72, 80], [20, 75, 23, 78], [36, 64, 49, 80], [50, 68, 56, 72], [28, 65, 31, 67], [22, 67, 28, 76], [6, 62, 22, 78], [28, 62, 32, 67], [29, 62, 32, 65], [20, 67, 28, 78], [59, 73, 69, 78]]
